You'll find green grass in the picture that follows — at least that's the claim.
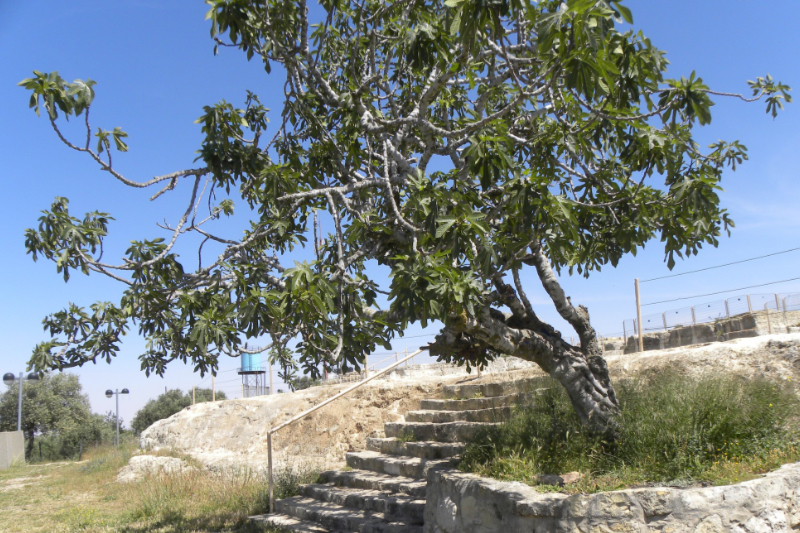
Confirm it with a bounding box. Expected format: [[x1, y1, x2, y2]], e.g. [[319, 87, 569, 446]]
[[459, 371, 800, 493], [397, 430, 417, 443], [0, 442, 317, 532]]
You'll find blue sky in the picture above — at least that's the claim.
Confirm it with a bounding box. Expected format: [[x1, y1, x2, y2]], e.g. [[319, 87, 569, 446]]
[[1, 1, 798, 424]]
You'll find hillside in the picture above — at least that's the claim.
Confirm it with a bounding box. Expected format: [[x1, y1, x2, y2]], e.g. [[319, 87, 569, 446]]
[[139, 334, 800, 473]]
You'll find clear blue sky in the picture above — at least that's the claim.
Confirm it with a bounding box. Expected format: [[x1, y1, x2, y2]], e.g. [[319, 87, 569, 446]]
[[1, 1, 798, 424]]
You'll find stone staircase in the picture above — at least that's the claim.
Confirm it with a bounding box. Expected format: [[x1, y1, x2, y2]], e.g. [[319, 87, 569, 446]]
[[251, 376, 541, 532]]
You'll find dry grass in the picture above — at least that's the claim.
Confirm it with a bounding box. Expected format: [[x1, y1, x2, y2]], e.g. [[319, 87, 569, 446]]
[[0, 443, 313, 533]]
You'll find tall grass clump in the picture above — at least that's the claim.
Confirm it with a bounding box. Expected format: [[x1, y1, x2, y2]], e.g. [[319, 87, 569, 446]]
[[128, 463, 320, 530], [460, 371, 800, 490]]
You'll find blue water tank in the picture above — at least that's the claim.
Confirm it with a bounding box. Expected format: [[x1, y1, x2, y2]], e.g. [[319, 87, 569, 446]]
[[241, 353, 252, 372], [250, 353, 261, 371]]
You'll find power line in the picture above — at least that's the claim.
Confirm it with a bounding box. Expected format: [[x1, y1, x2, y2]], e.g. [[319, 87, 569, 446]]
[[397, 333, 437, 340], [643, 276, 800, 306], [641, 246, 800, 283]]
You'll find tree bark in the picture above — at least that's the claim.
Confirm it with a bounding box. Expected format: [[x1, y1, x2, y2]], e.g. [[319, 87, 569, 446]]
[[430, 249, 621, 438], [25, 430, 35, 460]]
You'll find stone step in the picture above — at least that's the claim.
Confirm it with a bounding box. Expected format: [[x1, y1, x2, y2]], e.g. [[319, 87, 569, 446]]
[[300, 483, 425, 524], [319, 469, 427, 499], [346, 451, 456, 479], [442, 376, 548, 399], [274, 497, 423, 533], [366, 438, 465, 459], [405, 406, 511, 423], [251, 513, 330, 532], [419, 392, 532, 412], [384, 421, 498, 443]]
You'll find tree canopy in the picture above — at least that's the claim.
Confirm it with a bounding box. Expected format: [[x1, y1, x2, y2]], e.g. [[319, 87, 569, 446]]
[[131, 388, 225, 434], [0, 373, 95, 457], [20, 0, 789, 435]]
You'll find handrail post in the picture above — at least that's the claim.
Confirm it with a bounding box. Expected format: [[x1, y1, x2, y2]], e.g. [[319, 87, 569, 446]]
[[268, 432, 274, 514]]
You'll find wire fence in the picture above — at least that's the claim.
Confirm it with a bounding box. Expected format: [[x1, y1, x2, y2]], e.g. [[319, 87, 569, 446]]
[[623, 292, 800, 336], [194, 290, 800, 399]]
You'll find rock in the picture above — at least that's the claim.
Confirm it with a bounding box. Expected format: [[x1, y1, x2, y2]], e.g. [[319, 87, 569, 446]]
[[116, 454, 196, 483], [536, 471, 583, 486], [424, 463, 800, 533]]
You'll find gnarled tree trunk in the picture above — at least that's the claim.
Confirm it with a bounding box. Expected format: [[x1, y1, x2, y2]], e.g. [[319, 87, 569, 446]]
[[430, 246, 620, 439]]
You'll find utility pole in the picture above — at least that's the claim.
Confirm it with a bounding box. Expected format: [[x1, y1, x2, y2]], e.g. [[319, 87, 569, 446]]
[[635, 278, 644, 352], [212, 374, 216, 402], [17, 373, 23, 431]]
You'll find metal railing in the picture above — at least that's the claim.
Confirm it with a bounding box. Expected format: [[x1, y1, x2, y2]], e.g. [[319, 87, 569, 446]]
[[266, 348, 427, 513]]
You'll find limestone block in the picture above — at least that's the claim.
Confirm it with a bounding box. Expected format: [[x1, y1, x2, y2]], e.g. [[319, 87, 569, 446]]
[[632, 488, 672, 517], [424, 463, 800, 533], [693, 515, 724, 533], [117, 454, 196, 483]]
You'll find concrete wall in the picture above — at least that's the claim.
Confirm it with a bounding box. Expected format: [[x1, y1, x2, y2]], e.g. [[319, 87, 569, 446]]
[[624, 310, 800, 354], [0, 431, 24, 470], [424, 464, 800, 532]]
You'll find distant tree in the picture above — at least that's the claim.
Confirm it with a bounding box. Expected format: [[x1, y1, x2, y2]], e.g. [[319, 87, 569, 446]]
[[291, 376, 321, 392], [130, 388, 226, 434], [0, 373, 92, 458], [34, 411, 117, 460]]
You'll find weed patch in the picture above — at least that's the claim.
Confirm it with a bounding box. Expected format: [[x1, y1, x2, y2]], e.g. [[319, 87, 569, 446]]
[[460, 372, 800, 492]]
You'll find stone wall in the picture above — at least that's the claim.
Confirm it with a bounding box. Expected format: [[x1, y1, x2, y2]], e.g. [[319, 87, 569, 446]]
[[0, 431, 24, 470], [624, 310, 800, 354], [424, 465, 800, 532]]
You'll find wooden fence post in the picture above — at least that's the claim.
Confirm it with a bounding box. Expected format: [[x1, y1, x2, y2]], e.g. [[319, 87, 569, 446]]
[[635, 279, 644, 352]]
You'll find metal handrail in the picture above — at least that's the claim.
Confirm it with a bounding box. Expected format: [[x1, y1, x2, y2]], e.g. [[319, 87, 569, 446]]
[[266, 348, 427, 513]]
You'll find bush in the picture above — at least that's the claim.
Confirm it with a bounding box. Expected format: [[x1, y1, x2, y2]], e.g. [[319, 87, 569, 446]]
[[460, 371, 800, 488]]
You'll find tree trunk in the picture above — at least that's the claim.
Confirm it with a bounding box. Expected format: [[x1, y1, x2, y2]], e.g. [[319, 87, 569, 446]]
[[430, 248, 621, 439], [431, 309, 620, 438], [25, 430, 35, 460]]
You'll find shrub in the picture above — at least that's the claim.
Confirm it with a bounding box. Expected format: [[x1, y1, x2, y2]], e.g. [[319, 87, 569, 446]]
[[460, 371, 800, 487]]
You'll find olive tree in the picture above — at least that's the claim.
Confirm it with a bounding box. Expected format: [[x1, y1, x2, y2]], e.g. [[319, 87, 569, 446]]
[[20, 0, 789, 436], [0, 373, 93, 458]]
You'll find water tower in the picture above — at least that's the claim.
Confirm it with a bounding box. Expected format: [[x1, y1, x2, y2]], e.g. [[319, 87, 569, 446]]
[[238, 353, 268, 397]]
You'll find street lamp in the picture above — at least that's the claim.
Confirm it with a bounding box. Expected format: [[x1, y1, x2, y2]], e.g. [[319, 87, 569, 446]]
[[3, 372, 40, 432], [105, 388, 129, 447]]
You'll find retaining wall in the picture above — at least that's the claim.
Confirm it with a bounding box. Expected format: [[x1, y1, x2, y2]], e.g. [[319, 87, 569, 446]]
[[424, 464, 800, 532], [0, 431, 24, 470], [624, 310, 800, 354]]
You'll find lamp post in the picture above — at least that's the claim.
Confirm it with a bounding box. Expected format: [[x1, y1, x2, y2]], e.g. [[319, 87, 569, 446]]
[[3, 372, 40, 431], [105, 388, 129, 447]]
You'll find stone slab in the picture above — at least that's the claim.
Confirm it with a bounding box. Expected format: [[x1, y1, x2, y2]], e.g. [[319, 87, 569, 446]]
[[0, 431, 24, 470], [424, 462, 800, 532]]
